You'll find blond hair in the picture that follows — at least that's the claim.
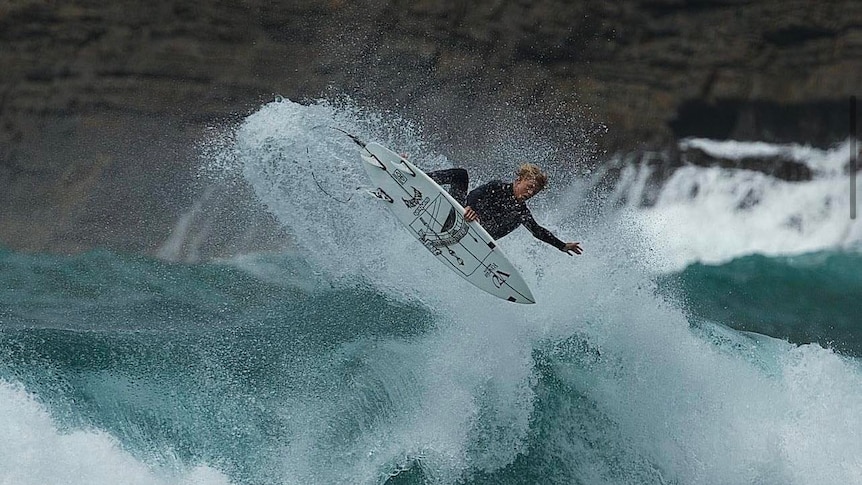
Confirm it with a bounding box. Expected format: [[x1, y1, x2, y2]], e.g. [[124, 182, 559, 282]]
[[516, 163, 548, 191]]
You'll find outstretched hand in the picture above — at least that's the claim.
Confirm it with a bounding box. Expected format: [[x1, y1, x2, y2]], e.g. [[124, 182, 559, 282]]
[[563, 242, 583, 255]]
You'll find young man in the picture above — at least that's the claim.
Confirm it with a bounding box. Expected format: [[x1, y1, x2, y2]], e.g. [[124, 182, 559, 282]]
[[428, 164, 583, 255]]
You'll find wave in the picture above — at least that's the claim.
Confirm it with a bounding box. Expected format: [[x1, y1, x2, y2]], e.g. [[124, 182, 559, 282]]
[[0, 379, 230, 485], [661, 250, 862, 356], [3, 98, 861, 484], [220, 98, 862, 483], [4, 244, 862, 484]]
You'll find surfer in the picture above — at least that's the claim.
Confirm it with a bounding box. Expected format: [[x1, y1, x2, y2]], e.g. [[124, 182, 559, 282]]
[[428, 165, 583, 255]]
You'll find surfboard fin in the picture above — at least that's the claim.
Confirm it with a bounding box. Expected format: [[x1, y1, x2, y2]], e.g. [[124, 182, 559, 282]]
[[365, 187, 393, 203]]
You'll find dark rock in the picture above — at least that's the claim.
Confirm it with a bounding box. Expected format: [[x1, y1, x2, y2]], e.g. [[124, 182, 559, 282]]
[[670, 99, 857, 146], [682, 147, 814, 182], [0, 0, 859, 256], [736, 188, 761, 210]]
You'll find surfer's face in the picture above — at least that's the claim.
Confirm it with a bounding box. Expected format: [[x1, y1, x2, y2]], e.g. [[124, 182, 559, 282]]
[[513, 177, 541, 201]]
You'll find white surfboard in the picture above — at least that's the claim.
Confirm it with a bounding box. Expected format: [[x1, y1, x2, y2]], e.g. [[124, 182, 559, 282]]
[[357, 140, 536, 304]]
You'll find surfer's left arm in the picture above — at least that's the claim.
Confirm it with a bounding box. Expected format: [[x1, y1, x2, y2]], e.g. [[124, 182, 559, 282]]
[[522, 212, 583, 255]]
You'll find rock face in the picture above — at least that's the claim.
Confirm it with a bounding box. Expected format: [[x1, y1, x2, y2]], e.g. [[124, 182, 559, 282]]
[[1, 0, 860, 257]]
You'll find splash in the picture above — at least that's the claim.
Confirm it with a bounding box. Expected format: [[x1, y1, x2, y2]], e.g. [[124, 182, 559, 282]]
[[201, 97, 862, 484], [606, 139, 861, 271]]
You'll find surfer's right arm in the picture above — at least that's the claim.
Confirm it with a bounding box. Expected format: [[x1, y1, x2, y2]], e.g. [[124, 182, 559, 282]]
[[428, 168, 476, 220]]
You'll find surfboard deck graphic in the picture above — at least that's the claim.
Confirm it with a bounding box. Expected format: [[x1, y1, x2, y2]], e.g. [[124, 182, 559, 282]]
[[358, 141, 535, 304]]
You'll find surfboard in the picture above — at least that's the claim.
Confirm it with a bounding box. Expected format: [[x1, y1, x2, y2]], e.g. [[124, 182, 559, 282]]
[[356, 139, 536, 304]]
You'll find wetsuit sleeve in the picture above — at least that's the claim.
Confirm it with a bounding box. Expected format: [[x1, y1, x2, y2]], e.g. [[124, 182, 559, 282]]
[[428, 168, 469, 205], [522, 211, 567, 250], [465, 180, 496, 209], [427, 168, 465, 186]]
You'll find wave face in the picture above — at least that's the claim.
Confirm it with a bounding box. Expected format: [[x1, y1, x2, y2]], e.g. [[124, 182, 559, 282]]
[[3, 98, 862, 485], [661, 251, 862, 356]]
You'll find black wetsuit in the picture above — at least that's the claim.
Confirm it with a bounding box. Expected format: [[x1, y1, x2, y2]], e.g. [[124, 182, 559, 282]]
[[428, 168, 567, 251]]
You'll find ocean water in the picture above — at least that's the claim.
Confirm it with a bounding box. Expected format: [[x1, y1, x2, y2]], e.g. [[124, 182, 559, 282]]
[[2, 98, 861, 484]]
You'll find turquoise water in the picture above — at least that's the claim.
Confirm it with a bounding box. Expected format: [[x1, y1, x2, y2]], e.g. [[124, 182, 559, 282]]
[[1, 249, 434, 484], [2, 247, 861, 484], [2, 99, 861, 484], [662, 252, 862, 356]]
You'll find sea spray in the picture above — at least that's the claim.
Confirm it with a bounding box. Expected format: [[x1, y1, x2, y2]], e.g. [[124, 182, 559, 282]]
[[607, 139, 861, 270], [225, 98, 862, 484]]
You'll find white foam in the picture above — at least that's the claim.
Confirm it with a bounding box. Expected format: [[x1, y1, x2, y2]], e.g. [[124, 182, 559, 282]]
[[680, 138, 853, 176], [0, 380, 232, 485], [224, 98, 557, 483], [608, 139, 861, 271], [228, 98, 467, 303], [531, 218, 862, 485]]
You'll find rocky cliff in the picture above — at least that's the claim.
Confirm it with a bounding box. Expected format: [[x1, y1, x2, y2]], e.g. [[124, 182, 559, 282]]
[[1, 0, 860, 258]]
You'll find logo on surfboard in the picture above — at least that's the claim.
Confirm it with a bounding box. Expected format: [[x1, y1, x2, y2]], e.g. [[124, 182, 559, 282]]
[[484, 263, 511, 288], [393, 169, 408, 185], [402, 187, 423, 208]]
